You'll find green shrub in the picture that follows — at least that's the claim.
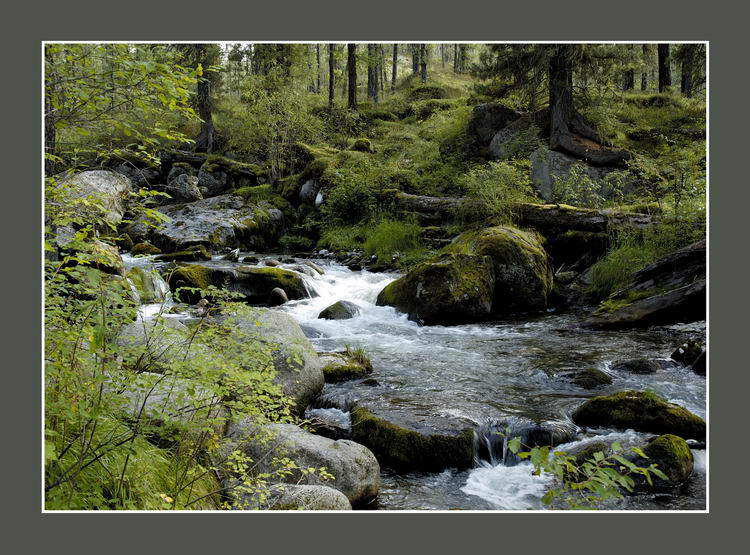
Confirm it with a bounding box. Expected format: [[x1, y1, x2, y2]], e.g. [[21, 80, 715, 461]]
[[459, 160, 536, 223], [317, 225, 368, 252], [279, 234, 315, 252], [320, 167, 377, 225], [363, 219, 426, 263]]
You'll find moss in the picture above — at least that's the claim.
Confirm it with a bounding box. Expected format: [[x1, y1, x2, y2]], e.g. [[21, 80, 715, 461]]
[[166, 264, 215, 303], [572, 390, 706, 440], [594, 288, 660, 315], [322, 361, 371, 383], [131, 242, 162, 256], [641, 434, 694, 486], [235, 266, 308, 300], [350, 407, 474, 472], [350, 138, 374, 153], [154, 245, 211, 262], [408, 84, 448, 101]]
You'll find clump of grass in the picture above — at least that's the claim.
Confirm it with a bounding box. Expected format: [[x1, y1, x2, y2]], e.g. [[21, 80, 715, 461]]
[[344, 344, 373, 371], [363, 219, 426, 264]]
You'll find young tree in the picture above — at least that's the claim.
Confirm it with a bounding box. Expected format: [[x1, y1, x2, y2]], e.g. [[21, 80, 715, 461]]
[[316, 44, 322, 93], [658, 44, 671, 93], [420, 44, 428, 82], [391, 44, 398, 92], [328, 44, 335, 109], [411, 44, 420, 75], [347, 43, 357, 110], [185, 44, 221, 153]]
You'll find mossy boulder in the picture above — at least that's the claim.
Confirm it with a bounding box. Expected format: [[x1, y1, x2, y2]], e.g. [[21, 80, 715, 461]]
[[320, 351, 373, 383], [167, 264, 310, 306], [131, 241, 162, 256], [634, 434, 694, 490], [467, 103, 522, 145], [408, 84, 448, 101], [350, 407, 474, 472], [572, 367, 613, 389], [376, 253, 495, 325], [318, 300, 360, 320], [154, 245, 211, 262], [126, 266, 170, 304], [90, 240, 125, 276], [671, 339, 704, 366], [444, 226, 553, 312], [572, 390, 706, 440]]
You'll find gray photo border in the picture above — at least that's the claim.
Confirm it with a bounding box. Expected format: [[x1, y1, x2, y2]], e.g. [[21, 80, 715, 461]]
[[9, 0, 747, 551]]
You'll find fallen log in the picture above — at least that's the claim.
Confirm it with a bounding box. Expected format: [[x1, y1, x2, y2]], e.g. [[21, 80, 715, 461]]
[[380, 190, 658, 233]]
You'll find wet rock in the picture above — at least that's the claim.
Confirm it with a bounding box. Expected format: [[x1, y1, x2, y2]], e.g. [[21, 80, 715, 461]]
[[320, 351, 372, 383], [572, 367, 613, 389], [264, 258, 282, 267], [252, 484, 352, 510], [691, 350, 706, 376], [221, 248, 240, 262], [269, 287, 289, 306], [585, 240, 706, 329], [167, 264, 309, 306], [116, 317, 191, 373], [197, 164, 228, 196], [631, 434, 694, 491], [350, 406, 474, 472], [305, 407, 352, 441], [154, 245, 212, 262], [611, 358, 676, 375], [555, 271, 578, 285], [225, 421, 379, 506], [319, 300, 360, 320], [377, 226, 553, 325], [126, 266, 170, 304], [113, 163, 160, 189], [572, 390, 705, 440], [131, 241, 162, 256], [303, 261, 325, 275], [474, 418, 578, 466], [360, 378, 380, 387], [671, 339, 704, 366], [90, 240, 125, 276], [241, 255, 260, 264]]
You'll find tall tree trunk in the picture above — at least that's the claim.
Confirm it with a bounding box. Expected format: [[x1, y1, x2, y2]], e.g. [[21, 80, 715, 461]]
[[411, 45, 419, 75], [193, 45, 215, 153], [316, 44, 321, 93], [623, 45, 635, 90], [347, 44, 357, 110], [420, 44, 427, 82], [367, 44, 378, 103], [44, 47, 57, 176], [328, 44, 335, 109], [391, 44, 398, 92], [548, 45, 630, 167], [641, 44, 649, 91], [453, 44, 458, 73], [379, 45, 386, 97], [658, 44, 671, 93], [441, 44, 446, 68], [681, 44, 698, 97]]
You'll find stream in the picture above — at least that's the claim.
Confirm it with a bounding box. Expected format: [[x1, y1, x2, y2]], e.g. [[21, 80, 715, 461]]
[[123, 253, 707, 511]]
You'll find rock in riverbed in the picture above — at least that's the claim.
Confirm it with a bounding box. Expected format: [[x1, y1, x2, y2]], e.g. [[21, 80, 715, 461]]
[[319, 300, 360, 320]]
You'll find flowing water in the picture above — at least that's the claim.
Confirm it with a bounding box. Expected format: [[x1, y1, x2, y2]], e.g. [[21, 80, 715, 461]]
[[124, 253, 707, 511]]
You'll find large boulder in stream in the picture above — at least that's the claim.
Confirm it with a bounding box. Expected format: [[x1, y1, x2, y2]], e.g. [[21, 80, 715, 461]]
[[148, 194, 284, 252], [376, 226, 553, 325], [225, 421, 379, 507], [572, 390, 705, 440], [585, 240, 706, 329], [55, 170, 132, 225], [318, 300, 361, 320], [350, 406, 475, 472], [166, 264, 310, 305]]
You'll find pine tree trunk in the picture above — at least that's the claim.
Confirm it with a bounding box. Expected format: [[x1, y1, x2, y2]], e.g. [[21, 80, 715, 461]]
[[453, 44, 458, 73], [347, 44, 357, 110], [367, 44, 379, 103], [328, 44, 335, 109], [681, 44, 698, 97], [193, 45, 215, 153], [412, 45, 419, 75], [441, 45, 446, 68], [316, 44, 321, 93], [379, 45, 386, 97], [548, 45, 630, 167], [623, 45, 635, 90], [44, 47, 57, 176], [658, 44, 671, 93], [641, 44, 649, 91], [420, 44, 427, 82], [391, 44, 398, 92]]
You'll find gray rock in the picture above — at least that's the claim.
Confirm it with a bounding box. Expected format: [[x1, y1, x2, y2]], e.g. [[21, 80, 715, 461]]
[[530, 148, 632, 202], [226, 421, 379, 506], [269, 287, 289, 306], [126, 267, 171, 303], [114, 163, 160, 189], [319, 300, 360, 320], [150, 194, 284, 252], [467, 103, 522, 145], [298, 179, 322, 205], [163, 173, 202, 203], [197, 164, 228, 196], [254, 484, 352, 510], [116, 317, 191, 373], [57, 170, 132, 225], [302, 261, 325, 275]]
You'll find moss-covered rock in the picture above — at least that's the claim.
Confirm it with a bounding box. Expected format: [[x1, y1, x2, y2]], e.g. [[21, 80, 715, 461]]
[[671, 339, 704, 366], [131, 241, 162, 256], [636, 434, 694, 489], [444, 225, 554, 313], [572, 390, 706, 440], [154, 245, 211, 262], [350, 138, 374, 153], [235, 266, 309, 301], [126, 266, 170, 304], [320, 350, 373, 383], [611, 358, 675, 375], [90, 240, 125, 276], [572, 367, 613, 389], [350, 407, 474, 472], [318, 300, 360, 320], [376, 253, 495, 325], [408, 84, 448, 101]]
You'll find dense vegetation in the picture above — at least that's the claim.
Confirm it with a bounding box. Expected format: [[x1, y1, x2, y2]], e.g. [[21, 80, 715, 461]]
[[44, 42, 706, 510]]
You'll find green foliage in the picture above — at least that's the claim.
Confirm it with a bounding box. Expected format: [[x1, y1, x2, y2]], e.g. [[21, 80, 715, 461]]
[[319, 166, 377, 225], [550, 160, 629, 209], [587, 218, 705, 301], [363, 219, 427, 265], [507, 437, 669, 509], [460, 160, 536, 223]]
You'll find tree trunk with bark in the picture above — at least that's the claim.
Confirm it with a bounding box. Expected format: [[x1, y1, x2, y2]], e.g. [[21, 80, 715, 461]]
[[658, 44, 671, 93], [381, 190, 658, 233], [411, 45, 419, 75], [193, 45, 216, 153], [367, 44, 379, 103], [680, 44, 698, 97], [420, 44, 428, 82], [44, 47, 57, 176], [548, 45, 630, 167], [328, 44, 335, 109], [347, 44, 357, 110], [391, 44, 398, 92], [316, 44, 321, 93], [641, 44, 649, 91]]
